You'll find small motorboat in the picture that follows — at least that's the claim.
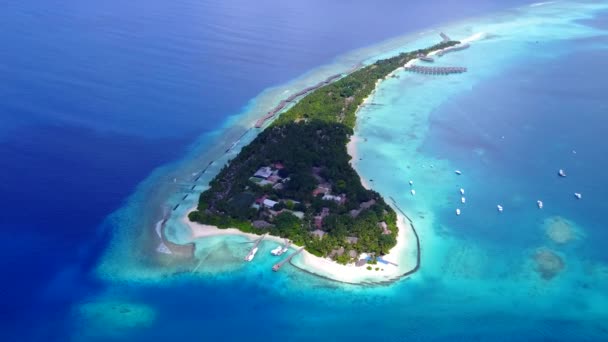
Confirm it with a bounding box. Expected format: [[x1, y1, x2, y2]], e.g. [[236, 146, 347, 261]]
[[456, 208, 461, 216], [271, 246, 283, 256], [244, 247, 258, 262], [411, 189, 416, 196], [574, 192, 582, 199], [558, 169, 567, 177], [461, 197, 466, 204], [409, 180, 414, 186], [460, 188, 465, 195], [455, 170, 462, 175], [537, 200, 543, 209], [497, 205, 504, 213]]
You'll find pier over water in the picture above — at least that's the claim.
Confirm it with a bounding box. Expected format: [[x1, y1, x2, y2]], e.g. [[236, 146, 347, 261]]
[[272, 247, 304, 271], [404, 65, 467, 75], [244, 233, 266, 261]]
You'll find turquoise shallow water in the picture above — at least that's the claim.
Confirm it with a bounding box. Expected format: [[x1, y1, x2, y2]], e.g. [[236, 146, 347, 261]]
[[72, 1, 608, 341]]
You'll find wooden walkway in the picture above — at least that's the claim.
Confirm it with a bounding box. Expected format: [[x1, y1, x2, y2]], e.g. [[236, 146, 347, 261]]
[[436, 43, 470, 56], [272, 247, 304, 271], [404, 65, 467, 75], [244, 233, 266, 261]]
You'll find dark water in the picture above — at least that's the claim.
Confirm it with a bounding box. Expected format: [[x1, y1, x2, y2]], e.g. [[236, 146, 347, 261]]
[[0, 0, 551, 339]]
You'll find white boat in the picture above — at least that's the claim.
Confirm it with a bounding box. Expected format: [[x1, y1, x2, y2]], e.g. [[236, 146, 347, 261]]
[[497, 205, 503, 213], [461, 197, 466, 204], [244, 247, 258, 262], [271, 246, 289, 256], [537, 200, 543, 209], [455, 170, 462, 175], [456, 208, 461, 216], [460, 188, 465, 195], [411, 189, 416, 196], [574, 192, 582, 199], [409, 180, 414, 186], [558, 169, 566, 177]]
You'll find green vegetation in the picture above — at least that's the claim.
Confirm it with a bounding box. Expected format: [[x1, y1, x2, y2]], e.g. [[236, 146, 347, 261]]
[[190, 39, 460, 263], [273, 40, 458, 128]]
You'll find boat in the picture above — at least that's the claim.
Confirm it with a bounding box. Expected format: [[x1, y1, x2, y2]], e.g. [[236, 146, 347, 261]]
[[461, 197, 466, 204], [455, 170, 462, 175], [537, 200, 543, 209], [409, 180, 414, 186], [460, 188, 465, 195], [271, 245, 289, 256], [574, 192, 582, 199], [497, 205, 504, 213], [456, 208, 461, 216], [244, 247, 258, 262], [411, 189, 416, 196], [558, 169, 567, 177]]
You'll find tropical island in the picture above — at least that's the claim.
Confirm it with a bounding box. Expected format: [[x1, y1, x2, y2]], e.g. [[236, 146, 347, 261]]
[[187, 37, 460, 266]]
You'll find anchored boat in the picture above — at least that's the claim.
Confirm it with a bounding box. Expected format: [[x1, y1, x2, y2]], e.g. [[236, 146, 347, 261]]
[[245, 247, 259, 262]]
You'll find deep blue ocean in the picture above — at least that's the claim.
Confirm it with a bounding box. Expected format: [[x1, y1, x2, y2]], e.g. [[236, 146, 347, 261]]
[[2, 0, 606, 341]]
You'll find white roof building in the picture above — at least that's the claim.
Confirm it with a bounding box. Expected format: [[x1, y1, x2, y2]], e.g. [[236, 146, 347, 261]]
[[254, 166, 273, 179], [263, 199, 278, 208], [322, 194, 342, 202]]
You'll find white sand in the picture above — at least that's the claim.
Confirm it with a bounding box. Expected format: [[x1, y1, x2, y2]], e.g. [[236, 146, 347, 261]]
[[182, 208, 417, 284], [292, 215, 417, 284], [182, 211, 285, 245], [177, 34, 487, 284]]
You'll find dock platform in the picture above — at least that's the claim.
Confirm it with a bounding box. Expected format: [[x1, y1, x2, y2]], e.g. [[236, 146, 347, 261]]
[[404, 65, 467, 75], [272, 247, 304, 271], [244, 233, 266, 261]]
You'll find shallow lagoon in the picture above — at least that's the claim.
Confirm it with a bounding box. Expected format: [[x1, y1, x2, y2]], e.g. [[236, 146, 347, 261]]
[[67, 1, 608, 340]]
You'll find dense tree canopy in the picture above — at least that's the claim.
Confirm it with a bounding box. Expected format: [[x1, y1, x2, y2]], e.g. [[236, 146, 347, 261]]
[[190, 39, 460, 262]]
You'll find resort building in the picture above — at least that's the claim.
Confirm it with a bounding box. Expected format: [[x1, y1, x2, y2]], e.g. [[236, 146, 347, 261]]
[[254, 166, 273, 179], [311, 229, 326, 239], [263, 199, 278, 208], [322, 194, 345, 203], [252, 220, 274, 229], [346, 236, 359, 244], [379, 221, 391, 235]]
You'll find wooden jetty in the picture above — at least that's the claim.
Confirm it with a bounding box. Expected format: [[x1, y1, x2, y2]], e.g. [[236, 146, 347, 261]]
[[436, 43, 470, 56], [404, 65, 467, 75], [272, 247, 304, 271], [416, 53, 434, 63], [440, 32, 451, 43], [254, 73, 344, 128], [244, 233, 266, 261]]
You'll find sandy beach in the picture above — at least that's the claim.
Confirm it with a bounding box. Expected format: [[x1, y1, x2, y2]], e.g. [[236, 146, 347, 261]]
[[175, 33, 487, 284], [181, 207, 417, 284], [291, 214, 417, 284]]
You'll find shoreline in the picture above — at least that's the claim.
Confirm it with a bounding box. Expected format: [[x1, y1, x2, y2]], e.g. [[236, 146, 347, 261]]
[[169, 35, 476, 285], [181, 207, 417, 284]]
